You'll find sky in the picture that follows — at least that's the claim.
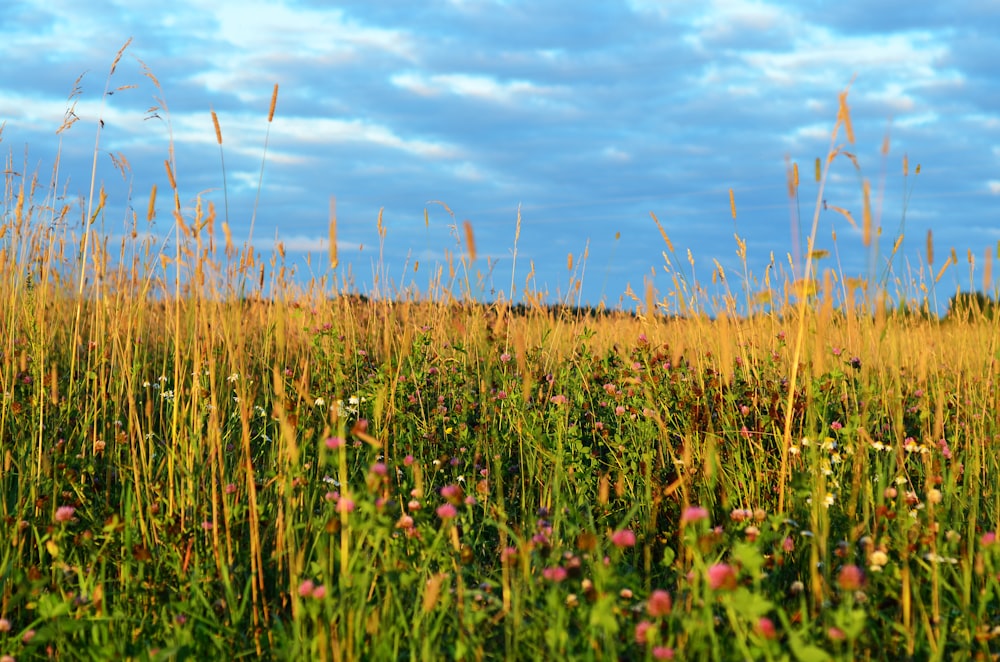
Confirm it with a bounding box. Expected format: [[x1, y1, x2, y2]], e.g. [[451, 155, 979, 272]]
[[1, 0, 998, 312]]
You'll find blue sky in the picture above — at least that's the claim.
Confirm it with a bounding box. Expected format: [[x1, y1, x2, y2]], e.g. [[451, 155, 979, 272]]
[[1, 0, 998, 310]]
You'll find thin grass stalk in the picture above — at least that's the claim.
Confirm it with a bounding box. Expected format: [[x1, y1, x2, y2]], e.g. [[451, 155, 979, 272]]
[[777, 89, 850, 514]]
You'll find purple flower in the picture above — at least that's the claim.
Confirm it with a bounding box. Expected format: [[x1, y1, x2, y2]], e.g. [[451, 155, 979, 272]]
[[298, 579, 316, 597], [837, 564, 864, 591], [440, 484, 462, 502], [646, 589, 672, 617], [681, 506, 709, 525], [707, 563, 737, 590], [436, 503, 458, 520], [542, 566, 568, 582], [54, 506, 76, 523], [634, 620, 653, 645], [610, 528, 637, 548]]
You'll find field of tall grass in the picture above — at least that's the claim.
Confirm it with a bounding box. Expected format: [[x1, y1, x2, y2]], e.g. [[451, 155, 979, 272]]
[[2, 44, 1000, 661]]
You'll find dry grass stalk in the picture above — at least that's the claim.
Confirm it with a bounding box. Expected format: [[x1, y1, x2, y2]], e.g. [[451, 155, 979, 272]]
[[463, 219, 476, 263]]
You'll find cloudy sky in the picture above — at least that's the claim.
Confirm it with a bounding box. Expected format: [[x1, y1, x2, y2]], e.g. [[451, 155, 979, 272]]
[[1, 0, 998, 311]]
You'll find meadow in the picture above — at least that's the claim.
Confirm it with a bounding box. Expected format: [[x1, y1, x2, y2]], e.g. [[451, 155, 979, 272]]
[[2, 45, 1000, 661]]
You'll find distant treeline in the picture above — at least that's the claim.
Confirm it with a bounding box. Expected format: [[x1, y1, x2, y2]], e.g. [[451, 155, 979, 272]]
[[249, 291, 998, 322]]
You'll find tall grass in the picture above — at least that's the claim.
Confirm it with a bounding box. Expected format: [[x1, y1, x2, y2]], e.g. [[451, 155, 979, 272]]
[[1, 45, 999, 661]]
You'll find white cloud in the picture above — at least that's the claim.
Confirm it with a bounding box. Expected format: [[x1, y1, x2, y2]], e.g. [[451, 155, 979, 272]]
[[602, 146, 631, 162], [210, 2, 415, 60], [391, 71, 563, 106], [277, 117, 457, 159]]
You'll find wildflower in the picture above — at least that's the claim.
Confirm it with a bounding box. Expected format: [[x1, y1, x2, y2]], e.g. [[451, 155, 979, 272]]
[[756, 617, 777, 640], [440, 484, 463, 503], [827, 626, 846, 642], [408, 500, 421, 511], [501, 547, 518, 564], [707, 563, 737, 591], [0, 618, 9, 632], [646, 589, 672, 617], [395, 515, 414, 530], [298, 579, 316, 598], [927, 488, 942, 504], [837, 564, 864, 591], [869, 550, 889, 571], [325, 436, 345, 450], [884, 486, 897, 499], [652, 647, 674, 660], [543, 566, 568, 582], [500, 352, 511, 363], [938, 438, 952, 459], [830, 421, 843, 431], [982, 532, 997, 547], [550, 394, 568, 405], [337, 498, 355, 514], [54, 506, 76, 523], [681, 506, 710, 525], [314, 397, 326, 407], [729, 508, 752, 522], [369, 462, 388, 477], [744, 525, 760, 542], [610, 529, 637, 548], [436, 503, 458, 520], [201, 520, 214, 531], [634, 620, 654, 645], [782, 537, 795, 552], [311, 584, 327, 600]]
